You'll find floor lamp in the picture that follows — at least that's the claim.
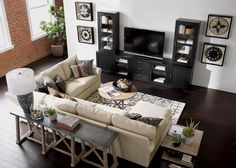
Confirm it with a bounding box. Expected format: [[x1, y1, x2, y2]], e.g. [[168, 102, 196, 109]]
[[6, 68, 36, 113]]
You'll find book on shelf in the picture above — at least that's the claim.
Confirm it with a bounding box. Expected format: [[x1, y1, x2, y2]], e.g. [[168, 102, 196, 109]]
[[181, 154, 192, 163], [154, 65, 166, 71], [153, 77, 165, 83], [168, 164, 182, 168], [99, 86, 120, 98], [57, 115, 80, 131]]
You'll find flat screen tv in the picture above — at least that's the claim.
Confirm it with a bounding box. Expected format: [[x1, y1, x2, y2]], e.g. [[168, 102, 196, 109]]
[[124, 27, 165, 60]]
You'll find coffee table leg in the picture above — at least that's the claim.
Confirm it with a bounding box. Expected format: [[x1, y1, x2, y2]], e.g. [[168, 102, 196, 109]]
[[71, 136, 75, 167], [41, 125, 46, 155], [15, 116, 20, 144]]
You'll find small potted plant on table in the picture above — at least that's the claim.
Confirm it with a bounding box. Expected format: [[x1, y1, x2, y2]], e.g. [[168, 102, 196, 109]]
[[182, 119, 200, 144], [171, 134, 182, 147], [45, 108, 57, 121]]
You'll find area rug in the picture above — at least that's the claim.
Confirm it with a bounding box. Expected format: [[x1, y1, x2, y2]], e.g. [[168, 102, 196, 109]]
[[87, 91, 185, 124]]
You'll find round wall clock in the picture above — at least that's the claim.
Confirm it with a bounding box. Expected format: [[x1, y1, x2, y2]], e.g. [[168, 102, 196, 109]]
[[79, 4, 91, 18], [209, 17, 229, 35], [204, 46, 222, 62], [81, 28, 92, 41]]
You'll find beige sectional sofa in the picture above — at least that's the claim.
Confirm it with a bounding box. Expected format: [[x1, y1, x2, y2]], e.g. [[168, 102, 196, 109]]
[[35, 55, 101, 99], [34, 92, 171, 167]]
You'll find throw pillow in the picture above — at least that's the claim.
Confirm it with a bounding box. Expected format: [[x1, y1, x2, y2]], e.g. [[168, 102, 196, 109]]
[[35, 83, 49, 94], [48, 87, 61, 97], [76, 59, 93, 75], [43, 74, 59, 91], [55, 75, 66, 93], [125, 113, 142, 120], [137, 117, 163, 127], [70, 63, 88, 78]]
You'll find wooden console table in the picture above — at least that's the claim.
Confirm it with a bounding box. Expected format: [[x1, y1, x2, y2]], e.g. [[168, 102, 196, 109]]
[[10, 111, 118, 168], [160, 124, 203, 168]]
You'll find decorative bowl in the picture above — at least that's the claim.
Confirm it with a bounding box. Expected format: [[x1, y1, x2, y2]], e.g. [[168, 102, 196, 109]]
[[112, 79, 132, 92]]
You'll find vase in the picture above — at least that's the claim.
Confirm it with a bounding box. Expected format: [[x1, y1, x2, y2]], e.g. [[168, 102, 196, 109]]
[[182, 134, 194, 145], [48, 114, 57, 121]]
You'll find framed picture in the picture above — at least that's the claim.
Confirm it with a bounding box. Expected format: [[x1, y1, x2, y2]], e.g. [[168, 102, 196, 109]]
[[75, 2, 93, 21], [201, 42, 227, 66], [205, 14, 233, 39], [77, 26, 94, 44]]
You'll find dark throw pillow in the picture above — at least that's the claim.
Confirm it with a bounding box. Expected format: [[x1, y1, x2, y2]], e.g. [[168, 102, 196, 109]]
[[125, 113, 142, 120], [137, 117, 163, 127], [76, 59, 93, 75], [55, 75, 66, 93], [35, 83, 49, 94], [43, 74, 59, 91]]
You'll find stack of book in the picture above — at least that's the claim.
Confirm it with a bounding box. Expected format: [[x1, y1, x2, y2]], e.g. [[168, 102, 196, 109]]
[[57, 116, 80, 131], [181, 154, 192, 164]]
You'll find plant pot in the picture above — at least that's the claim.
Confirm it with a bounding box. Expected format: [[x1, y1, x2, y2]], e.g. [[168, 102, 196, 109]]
[[48, 114, 57, 121], [172, 142, 181, 147], [51, 44, 64, 57], [182, 134, 194, 145]]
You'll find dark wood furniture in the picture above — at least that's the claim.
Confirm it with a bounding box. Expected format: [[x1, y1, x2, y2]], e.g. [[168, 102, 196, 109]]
[[171, 19, 201, 88], [160, 125, 203, 168], [97, 11, 119, 54]]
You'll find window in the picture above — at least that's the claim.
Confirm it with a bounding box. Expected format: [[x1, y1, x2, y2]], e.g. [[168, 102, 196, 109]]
[[0, 0, 13, 53], [26, 0, 54, 41]]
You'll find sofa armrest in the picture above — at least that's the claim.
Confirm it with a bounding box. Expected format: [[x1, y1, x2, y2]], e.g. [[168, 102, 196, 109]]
[[92, 66, 102, 84]]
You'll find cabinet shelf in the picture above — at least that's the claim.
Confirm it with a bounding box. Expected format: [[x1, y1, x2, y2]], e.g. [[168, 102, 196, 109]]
[[162, 152, 194, 168]]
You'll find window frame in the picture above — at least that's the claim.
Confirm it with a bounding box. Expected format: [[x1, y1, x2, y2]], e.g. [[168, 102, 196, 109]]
[[0, 0, 14, 53], [26, 0, 55, 41]]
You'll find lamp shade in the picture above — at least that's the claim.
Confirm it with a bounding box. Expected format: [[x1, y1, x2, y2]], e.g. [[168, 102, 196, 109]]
[[6, 68, 36, 95]]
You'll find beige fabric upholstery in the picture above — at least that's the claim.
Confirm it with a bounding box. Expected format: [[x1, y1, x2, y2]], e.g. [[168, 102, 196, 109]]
[[129, 100, 171, 118], [43, 63, 67, 81], [112, 114, 156, 140], [54, 99, 78, 115], [72, 75, 98, 86], [76, 82, 100, 100], [65, 81, 87, 97], [76, 103, 113, 125], [95, 104, 128, 115], [60, 55, 77, 80]]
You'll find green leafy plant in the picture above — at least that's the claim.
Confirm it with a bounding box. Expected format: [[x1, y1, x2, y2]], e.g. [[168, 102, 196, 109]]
[[40, 6, 66, 45], [183, 118, 200, 137], [171, 134, 182, 147], [46, 108, 56, 116]]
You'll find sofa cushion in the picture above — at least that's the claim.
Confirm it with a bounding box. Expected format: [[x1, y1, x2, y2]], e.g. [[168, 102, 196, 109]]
[[76, 59, 94, 75], [137, 117, 163, 127], [95, 104, 128, 116], [76, 103, 112, 125], [129, 101, 171, 118], [44, 74, 59, 91], [44, 63, 67, 81], [43, 95, 77, 114], [73, 75, 98, 86], [65, 81, 87, 97], [35, 83, 49, 94], [60, 55, 77, 80], [112, 114, 156, 140], [55, 75, 66, 93]]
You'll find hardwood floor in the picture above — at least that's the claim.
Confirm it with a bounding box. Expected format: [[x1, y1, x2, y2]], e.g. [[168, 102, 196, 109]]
[[0, 56, 236, 168]]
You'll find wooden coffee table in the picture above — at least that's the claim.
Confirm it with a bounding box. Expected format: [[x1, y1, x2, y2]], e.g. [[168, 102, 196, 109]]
[[98, 81, 137, 109]]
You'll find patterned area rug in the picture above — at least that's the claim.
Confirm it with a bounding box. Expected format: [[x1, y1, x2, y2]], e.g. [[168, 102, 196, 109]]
[[87, 91, 185, 124]]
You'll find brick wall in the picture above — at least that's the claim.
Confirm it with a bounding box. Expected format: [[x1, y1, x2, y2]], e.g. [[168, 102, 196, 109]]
[[0, 0, 63, 77]]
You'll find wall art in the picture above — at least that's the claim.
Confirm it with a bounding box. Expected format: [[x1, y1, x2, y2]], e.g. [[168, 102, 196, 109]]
[[205, 14, 233, 39], [75, 2, 93, 21], [77, 26, 94, 44], [201, 42, 227, 66]]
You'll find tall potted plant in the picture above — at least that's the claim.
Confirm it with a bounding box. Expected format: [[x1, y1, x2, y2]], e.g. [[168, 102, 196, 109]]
[[40, 6, 66, 57], [182, 118, 200, 144]]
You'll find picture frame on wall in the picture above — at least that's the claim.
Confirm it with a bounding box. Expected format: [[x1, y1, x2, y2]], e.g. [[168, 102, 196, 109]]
[[77, 26, 94, 44], [75, 2, 93, 21], [205, 14, 233, 39], [201, 42, 227, 66]]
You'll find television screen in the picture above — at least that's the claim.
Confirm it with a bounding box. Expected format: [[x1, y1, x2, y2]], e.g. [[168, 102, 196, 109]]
[[124, 27, 165, 59]]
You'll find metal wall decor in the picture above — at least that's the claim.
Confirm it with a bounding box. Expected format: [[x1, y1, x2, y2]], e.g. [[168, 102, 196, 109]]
[[77, 26, 94, 44], [201, 42, 227, 66], [205, 14, 233, 39], [75, 2, 93, 21]]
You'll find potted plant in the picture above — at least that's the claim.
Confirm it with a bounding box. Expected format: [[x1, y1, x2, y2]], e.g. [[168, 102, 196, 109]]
[[40, 6, 66, 57], [182, 118, 200, 144], [171, 134, 182, 147], [45, 108, 57, 121]]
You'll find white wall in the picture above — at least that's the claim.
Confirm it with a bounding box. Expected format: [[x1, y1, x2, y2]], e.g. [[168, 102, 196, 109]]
[[64, 0, 236, 93]]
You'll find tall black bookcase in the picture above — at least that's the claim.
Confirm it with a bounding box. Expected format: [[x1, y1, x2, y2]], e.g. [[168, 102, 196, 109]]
[[97, 11, 119, 54], [171, 18, 201, 88]]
